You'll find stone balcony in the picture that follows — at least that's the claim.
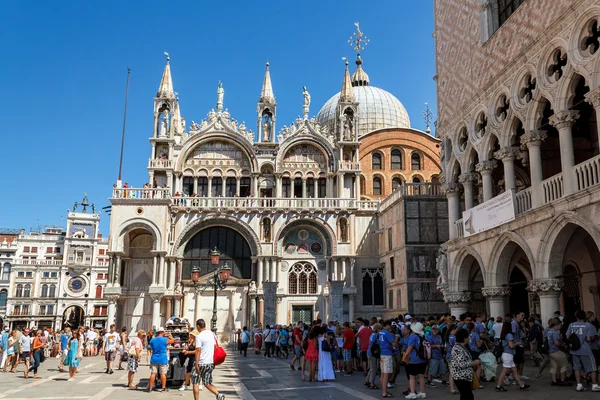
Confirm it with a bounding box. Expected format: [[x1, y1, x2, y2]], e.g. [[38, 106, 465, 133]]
[[337, 160, 361, 172], [148, 158, 174, 169]]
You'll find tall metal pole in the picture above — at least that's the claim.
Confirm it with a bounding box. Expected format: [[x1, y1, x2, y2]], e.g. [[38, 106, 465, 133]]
[[118, 67, 131, 182], [212, 267, 218, 333]]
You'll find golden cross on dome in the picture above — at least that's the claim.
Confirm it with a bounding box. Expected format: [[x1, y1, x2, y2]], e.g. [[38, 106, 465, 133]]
[[348, 22, 370, 54]]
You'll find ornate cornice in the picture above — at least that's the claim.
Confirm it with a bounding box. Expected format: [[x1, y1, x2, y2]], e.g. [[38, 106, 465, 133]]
[[585, 87, 600, 109], [444, 291, 472, 304], [520, 130, 547, 148], [549, 110, 580, 130], [475, 160, 497, 173], [481, 286, 511, 298], [494, 146, 520, 162], [526, 278, 564, 292]]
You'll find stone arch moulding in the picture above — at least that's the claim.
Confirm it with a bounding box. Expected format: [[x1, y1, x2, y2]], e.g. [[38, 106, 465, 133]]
[[555, 69, 593, 112], [450, 246, 486, 293], [272, 215, 336, 257], [486, 231, 536, 287], [276, 137, 335, 172], [115, 219, 163, 253], [173, 215, 262, 258], [537, 211, 600, 280], [174, 133, 259, 173]]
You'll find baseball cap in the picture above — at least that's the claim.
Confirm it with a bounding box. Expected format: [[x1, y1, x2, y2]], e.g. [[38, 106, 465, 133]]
[[156, 327, 165, 333], [404, 314, 413, 320], [432, 325, 440, 329]]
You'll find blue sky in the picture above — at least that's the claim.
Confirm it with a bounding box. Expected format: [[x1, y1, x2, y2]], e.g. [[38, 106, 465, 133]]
[[2, 1, 435, 235]]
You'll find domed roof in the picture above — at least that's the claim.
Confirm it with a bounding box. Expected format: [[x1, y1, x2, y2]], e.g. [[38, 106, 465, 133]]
[[316, 86, 411, 137]]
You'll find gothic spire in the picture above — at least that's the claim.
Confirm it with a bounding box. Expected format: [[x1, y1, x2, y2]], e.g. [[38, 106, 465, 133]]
[[157, 52, 175, 99], [259, 61, 275, 103], [340, 59, 354, 102]]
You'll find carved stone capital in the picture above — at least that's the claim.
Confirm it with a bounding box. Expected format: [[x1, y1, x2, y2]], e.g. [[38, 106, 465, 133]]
[[526, 278, 564, 293], [444, 292, 472, 304], [494, 146, 520, 162], [549, 110, 580, 130], [459, 173, 478, 185], [105, 294, 120, 304], [475, 160, 497, 173], [585, 87, 600, 109], [149, 294, 163, 303], [481, 286, 511, 298], [442, 183, 461, 196], [520, 130, 548, 148]]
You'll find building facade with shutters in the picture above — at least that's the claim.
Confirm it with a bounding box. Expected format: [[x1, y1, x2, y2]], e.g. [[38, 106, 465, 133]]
[[434, 0, 600, 324], [105, 32, 444, 335]]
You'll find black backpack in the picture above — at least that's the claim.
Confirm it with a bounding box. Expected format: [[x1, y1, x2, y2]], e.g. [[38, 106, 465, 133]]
[[371, 336, 381, 359], [493, 339, 504, 359], [568, 333, 582, 351], [540, 336, 550, 355]]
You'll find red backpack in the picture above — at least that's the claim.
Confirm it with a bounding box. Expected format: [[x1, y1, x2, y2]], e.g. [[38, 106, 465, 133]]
[[213, 333, 227, 366]]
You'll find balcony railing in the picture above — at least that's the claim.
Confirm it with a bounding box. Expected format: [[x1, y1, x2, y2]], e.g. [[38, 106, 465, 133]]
[[17, 259, 62, 265], [576, 153, 600, 191], [148, 158, 174, 169], [515, 187, 533, 214], [456, 218, 464, 238], [112, 188, 171, 199], [542, 173, 563, 204], [171, 197, 380, 212], [379, 183, 442, 211], [338, 161, 361, 171]]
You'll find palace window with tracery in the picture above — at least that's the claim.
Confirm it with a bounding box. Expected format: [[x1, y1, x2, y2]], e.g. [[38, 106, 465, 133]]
[[362, 268, 384, 306], [288, 263, 318, 295]]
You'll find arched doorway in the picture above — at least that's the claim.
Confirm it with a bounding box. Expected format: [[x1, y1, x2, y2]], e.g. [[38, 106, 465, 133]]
[[457, 254, 485, 314], [563, 265, 581, 320], [509, 267, 530, 316], [63, 305, 85, 329]]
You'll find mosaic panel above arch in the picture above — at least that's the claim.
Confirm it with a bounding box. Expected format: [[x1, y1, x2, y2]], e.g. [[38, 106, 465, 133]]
[[185, 140, 251, 170], [282, 143, 327, 171], [277, 222, 332, 257]]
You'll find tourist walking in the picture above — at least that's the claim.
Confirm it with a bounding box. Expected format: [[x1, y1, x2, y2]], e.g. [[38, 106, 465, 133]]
[[239, 326, 250, 357], [289, 322, 303, 370], [192, 319, 225, 400], [365, 322, 382, 390], [58, 328, 70, 372], [179, 329, 202, 392], [118, 326, 129, 370], [379, 320, 399, 398], [263, 325, 277, 358], [103, 324, 120, 374], [545, 317, 570, 386], [495, 321, 530, 391], [147, 327, 173, 392], [341, 322, 354, 376], [18, 328, 31, 379], [126, 330, 145, 389], [566, 309, 600, 392], [317, 327, 335, 382], [65, 330, 81, 381], [2, 329, 15, 373], [305, 327, 319, 382], [0, 327, 8, 370], [450, 328, 480, 400], [28, 330, 44, 379], [403, 322, 428, 399], [427, 324, 449, 387]]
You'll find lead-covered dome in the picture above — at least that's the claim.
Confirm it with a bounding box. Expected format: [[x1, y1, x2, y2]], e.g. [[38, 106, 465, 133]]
[[316, 86, 411, 137]]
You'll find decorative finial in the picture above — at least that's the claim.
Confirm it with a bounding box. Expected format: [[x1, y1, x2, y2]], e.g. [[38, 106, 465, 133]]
[[302, 86, 311, 119], [423, 102, 434, 134], [216, 81, 224, 113], [266, 59, 269, 69], [164, 51, 170, 62], [348, 22, 370, 59]]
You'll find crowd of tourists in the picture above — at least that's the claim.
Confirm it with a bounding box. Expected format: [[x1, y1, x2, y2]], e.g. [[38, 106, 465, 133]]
[[244, 308, 600, 399]]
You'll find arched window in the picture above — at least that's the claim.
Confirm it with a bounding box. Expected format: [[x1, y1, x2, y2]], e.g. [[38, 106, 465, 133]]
[[288, 263, 318, 295], [2, 263, 10, 281], [0, 290, 7, 307], [49, 284, 56, 297], [412, 177, 421, 183], [262, 218, 272, 242], [391, 149, 402, 169], [362, 268, 384, 306], [95, 285, 103, 298], [24, 284, 31, 297], [15, 284, 23, 297], [339, 217, 349, 242], [372, 153, 382, 170], [411, 152, 421, 170], [373, 177, 382, 195], [392, 177, 403, 192], [41, 284, 48, 297]]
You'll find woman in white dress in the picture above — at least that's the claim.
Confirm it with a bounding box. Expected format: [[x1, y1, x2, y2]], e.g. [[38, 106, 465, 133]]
[[317, 327, 335, 382]]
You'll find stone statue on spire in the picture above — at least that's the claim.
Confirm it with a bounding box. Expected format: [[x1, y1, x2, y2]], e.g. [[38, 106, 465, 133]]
[[216, 81, 224, 112], [302, 86, 311, 118]]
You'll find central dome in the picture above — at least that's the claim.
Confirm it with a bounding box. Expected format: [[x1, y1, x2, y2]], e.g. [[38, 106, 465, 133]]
[[316, 86, 411, 137]]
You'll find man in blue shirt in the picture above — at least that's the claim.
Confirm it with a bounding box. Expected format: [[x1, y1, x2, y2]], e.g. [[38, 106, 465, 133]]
[[240, 326, 251, 357], [379, 320, 399, 398], [426, 325, 448, 387], [148, 327, 174, 392], [511, 312, 527, 379], [58, 328, 70, 372], [567, 310, 600, 392]]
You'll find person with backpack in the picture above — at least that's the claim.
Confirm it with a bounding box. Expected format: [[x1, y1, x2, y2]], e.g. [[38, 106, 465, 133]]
[[365, 323, 382, 390], [566, 309, 600, 392], [378, 320, 399, 398], [494, 321, 530, 392], [403, 322, 429, 399]]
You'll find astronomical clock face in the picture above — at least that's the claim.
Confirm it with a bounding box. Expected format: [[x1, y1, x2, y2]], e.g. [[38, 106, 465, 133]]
[[68, 277, 86, 293], [70, 224, 94, 239]]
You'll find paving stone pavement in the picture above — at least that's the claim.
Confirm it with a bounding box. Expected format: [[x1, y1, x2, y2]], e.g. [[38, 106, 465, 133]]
[[0, 351, 597, 400]]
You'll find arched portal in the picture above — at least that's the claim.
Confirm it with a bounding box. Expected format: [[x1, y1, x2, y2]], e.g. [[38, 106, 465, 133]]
[[63, 305, 85, 329], [456, 254, 485, 314], [509, 267, 530, 316], [183, 226, 252, 280], [563, 264, 582, 319]]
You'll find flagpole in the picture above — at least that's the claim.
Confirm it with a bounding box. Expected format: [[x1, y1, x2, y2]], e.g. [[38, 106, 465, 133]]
[[117, 67, 131, 185]]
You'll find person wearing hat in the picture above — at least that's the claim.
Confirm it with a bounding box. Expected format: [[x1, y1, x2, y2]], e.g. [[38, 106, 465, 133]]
[[147, 327, 174, 392], [426, 325, 448, 388], [179, 329, 200, 392], [403, 322, 428, 399]]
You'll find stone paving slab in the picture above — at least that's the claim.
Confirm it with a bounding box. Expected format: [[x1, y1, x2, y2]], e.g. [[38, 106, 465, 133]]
[[0, 351, 597, 400]]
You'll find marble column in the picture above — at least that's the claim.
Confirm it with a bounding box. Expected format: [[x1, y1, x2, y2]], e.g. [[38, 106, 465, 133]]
[[107, 255, 115, 287], [165, 297, 172, 320], [249, 295, 257, 331], [151, 255, 158, 287], [337, 174, 344, 198], [459, 173, 478, 210], [106, 295, 118, 327], [481, 286, 511, 319], [332, 258, 338, 281], [444, 183, 461, 239], [475, 160, 497, 202], [291, 179, 296, 198], [270, 258, 276, 283], [173, 296, 182, 318], [236, 177, 241, 197], [528, 279, 564, 325], [263, 282, 278, 327], [302, 178, 307, 199], [550, 110, 580, 195], [258, 296, 264, 327], [168, 259, 176, 290], [314, 179, 319, 198], [494, 147, 520, 192], [341, 258, 346, 281], [585, 87, 600, 141], [444, 292, 472, 319], [348, 294, 355, 322], [521, 130, 548, 207], [329, 281, 344, 323], [350, 258, 355, 288], [257, 259, 263, 289], [151, 294, 162, 328], [114, 255, 122, 287]]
